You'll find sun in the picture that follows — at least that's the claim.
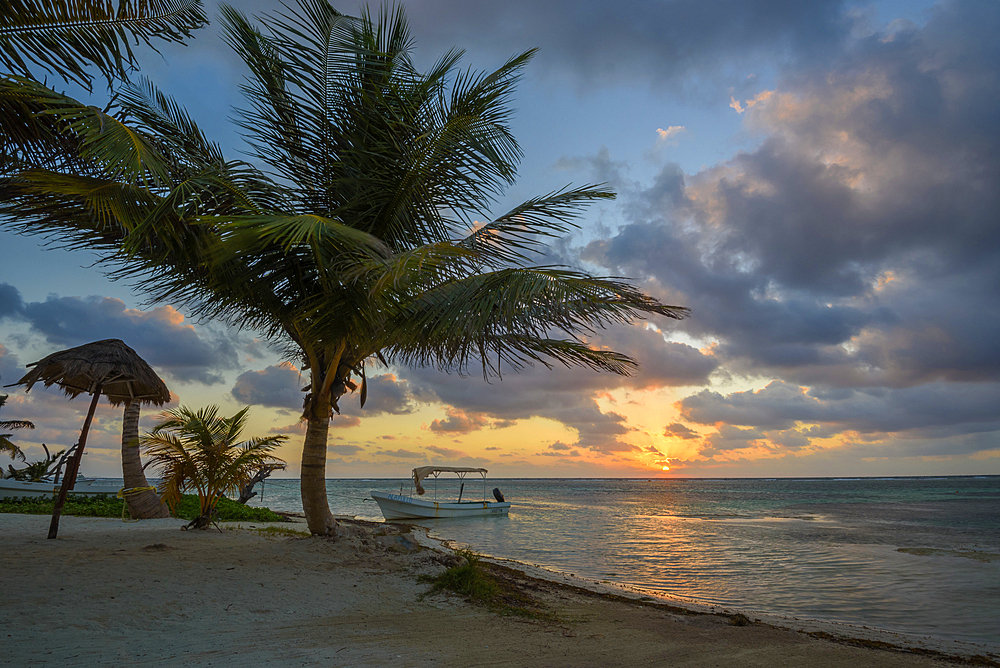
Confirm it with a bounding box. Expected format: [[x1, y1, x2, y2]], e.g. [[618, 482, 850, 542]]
[[662, 466, 670, 471]]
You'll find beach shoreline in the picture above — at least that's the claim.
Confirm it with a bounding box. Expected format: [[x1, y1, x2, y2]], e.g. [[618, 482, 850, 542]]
[[2, 513, 996, 667]]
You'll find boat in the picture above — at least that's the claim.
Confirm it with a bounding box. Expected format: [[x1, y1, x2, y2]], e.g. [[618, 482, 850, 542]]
[[0, 476, 121, 500], [370, 466, 511, 520]]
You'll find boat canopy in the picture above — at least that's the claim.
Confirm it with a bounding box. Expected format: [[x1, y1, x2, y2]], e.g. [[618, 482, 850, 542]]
[[412, 466, 488, 495]]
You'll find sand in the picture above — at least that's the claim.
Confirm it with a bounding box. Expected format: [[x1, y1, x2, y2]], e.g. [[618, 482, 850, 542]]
[[1, 513, 994, 668]]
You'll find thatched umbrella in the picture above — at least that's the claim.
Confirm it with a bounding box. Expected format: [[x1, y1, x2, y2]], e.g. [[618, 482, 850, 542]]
[[14, 339, 170, 538]]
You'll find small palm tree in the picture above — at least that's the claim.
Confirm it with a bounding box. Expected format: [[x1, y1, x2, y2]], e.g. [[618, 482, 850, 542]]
[[4, 444, 65, 481], [141, 405, 285, 528], [0, 391, 34, 464]]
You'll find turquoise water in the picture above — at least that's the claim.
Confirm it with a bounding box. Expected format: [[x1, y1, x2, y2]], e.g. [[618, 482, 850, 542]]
[[245, 475, 1000, 649]]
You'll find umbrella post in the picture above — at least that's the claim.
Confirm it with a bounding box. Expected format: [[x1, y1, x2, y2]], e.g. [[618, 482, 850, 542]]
[[48, 385, 103, 540]]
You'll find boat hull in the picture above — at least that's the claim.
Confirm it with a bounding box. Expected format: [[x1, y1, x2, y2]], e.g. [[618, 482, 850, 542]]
[[0, 479, 120, 499], [370, 490, 510, 520]]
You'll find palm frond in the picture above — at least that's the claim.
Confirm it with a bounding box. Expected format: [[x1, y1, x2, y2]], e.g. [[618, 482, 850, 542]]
[[376, 266, 688, 377], [0, 0, 208, 88], [459, 185, 615, 265]]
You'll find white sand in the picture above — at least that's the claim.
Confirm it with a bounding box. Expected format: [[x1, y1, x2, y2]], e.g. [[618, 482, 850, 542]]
[[1, 513, 992, 667]]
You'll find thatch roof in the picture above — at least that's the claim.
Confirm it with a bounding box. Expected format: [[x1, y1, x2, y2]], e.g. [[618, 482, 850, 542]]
[[13, 339, 170, 406]]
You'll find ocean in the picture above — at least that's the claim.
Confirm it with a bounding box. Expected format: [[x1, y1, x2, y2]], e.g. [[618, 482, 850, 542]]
[[245, 475, 1000, 652]]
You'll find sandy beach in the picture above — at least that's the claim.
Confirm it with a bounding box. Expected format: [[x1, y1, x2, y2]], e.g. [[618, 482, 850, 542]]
[[1, 513, 992, 667]]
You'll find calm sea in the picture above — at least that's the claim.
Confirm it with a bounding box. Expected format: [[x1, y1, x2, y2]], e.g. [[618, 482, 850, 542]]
[[243, 475, 1000, 651]]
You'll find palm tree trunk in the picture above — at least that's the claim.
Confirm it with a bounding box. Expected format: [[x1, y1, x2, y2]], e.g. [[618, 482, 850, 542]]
[[120, 402, 170, 519], [300, 387, 337, 535]]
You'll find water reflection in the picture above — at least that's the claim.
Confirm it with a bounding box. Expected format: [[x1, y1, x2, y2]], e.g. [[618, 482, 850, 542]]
[[248, 476, 1000, 646]]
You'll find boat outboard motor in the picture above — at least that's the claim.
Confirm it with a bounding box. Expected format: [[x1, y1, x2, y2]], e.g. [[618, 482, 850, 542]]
[[493, 487, 505, 503]]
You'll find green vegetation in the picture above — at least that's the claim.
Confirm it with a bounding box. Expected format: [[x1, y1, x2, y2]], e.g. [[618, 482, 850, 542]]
[[171, 495, 285, 523], [0, 493, 285, 522], [424, 549, 550, 619], [141, 405, 285, 527], [3, 444, 65, 481]]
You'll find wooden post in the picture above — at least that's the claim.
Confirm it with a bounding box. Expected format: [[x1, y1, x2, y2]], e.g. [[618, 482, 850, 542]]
[[48, 385, 102, 539]]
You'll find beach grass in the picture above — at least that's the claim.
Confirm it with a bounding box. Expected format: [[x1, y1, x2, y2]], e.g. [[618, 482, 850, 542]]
[[0, 494, 286, 522], [423, 548, 553, 619]]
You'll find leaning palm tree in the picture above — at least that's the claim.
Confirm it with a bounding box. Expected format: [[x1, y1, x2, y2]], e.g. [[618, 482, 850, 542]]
[[0, 1, 689, 535], [0, 392, 33, 463], [141, 405, 286, 528]]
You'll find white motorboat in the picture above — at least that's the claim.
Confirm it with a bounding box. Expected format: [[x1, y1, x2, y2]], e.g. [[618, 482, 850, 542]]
[[371, 466, 511, 520], [0, 476, 120, 499]]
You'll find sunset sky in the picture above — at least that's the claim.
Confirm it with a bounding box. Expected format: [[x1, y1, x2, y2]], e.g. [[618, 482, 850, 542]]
[[2, 0, 998, 479]]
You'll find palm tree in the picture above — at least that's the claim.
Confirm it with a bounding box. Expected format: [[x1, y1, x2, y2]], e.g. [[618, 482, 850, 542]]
[[141, 405, 286, 528], [0, 1, 689, 534], [3, 444, 64, 481], [0, 391, 33, 464]]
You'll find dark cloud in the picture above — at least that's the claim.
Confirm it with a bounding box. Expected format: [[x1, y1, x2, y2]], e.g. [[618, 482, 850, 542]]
[[598, 325, 718, 389], [572, 2, 1000, 461], [351, 374, 424, 416], [0, 285, 239, 384], [373, 448, 424, 459], [405, 0, 853, 96], [328, 444, 365, 456], [680, 380, 1000, 440], [583, 1, 1000, 390], [0, 343, 22, 386], [0, 283, 24, 319], [664, 422, 700, 440], [231, 363, 303, 409]]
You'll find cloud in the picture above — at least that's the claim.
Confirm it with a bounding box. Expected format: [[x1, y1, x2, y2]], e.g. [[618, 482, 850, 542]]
[[404, 0, 853, 96], [333, 415, 361, 428], [656, 126, 686, 144], [352, 374, 426, 416], [575, 1, 1000, 460], [231, 362, 303, 409], [269, 421, 306, 435], [395, 317, 716, 454], [584, 2, 1000, 384], [404, 363, 641, 453], [373, 448, 424, 459], [0, 343, 23, 386], [0, 284, 24, 319], [0, 284, 239, 384], [664, 422, 700, 440], [427, 408, 491, 434], [328, 444, 365, 456], [679, 380, 1000, 440], [426, 445, 466, 458]]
